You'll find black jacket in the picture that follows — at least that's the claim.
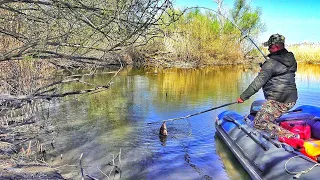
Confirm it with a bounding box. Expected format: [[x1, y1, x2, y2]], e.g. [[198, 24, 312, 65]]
[[240, 49, 298, 103]]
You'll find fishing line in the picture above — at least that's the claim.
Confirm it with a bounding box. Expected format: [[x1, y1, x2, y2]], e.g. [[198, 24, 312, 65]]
[[147, 102, 237, 125]]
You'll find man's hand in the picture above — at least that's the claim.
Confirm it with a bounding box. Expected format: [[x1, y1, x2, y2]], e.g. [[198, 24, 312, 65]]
[[237, 97, 244, 103]]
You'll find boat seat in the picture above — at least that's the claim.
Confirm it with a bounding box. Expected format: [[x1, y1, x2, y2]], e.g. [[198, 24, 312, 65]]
[[275, 112, 315, 122], [306, 118, 320, 139], [248, 112, 315, 122]]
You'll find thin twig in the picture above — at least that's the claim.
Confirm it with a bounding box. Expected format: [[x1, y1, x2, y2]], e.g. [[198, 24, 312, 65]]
[[97, 167, 109, 179], [85, 174, 99, 180], [119, 148, 122, 178], [79, 153, 84, 180], [108, 154, 115, 178]]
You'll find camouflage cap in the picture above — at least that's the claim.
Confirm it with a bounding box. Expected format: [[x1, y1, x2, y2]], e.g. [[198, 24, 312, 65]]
[[263, 34, 285, 47]]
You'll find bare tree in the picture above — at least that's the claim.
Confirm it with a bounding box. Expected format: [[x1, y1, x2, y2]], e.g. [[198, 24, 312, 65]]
[[0, 0, 174, 62], [0, 0, 176, 105]]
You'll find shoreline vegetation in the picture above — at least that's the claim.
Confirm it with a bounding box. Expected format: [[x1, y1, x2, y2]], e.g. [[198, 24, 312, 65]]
[[0, 0, 320, 179], [126, 43, 320, 68], [288, 43, 320, 64], [123, 42, 320, 68]]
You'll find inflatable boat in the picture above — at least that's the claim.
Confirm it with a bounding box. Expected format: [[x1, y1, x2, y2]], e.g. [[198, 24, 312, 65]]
[[215, 100, 320, 180]]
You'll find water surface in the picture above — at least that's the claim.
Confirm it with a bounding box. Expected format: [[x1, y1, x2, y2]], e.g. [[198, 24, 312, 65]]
[[48, 64, 320, 179]]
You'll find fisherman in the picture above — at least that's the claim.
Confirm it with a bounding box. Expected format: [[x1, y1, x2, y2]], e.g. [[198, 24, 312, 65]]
[[237, 34, 298, 139]]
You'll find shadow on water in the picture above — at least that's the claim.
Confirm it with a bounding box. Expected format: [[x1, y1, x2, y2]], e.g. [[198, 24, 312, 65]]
[[45, 64, 320, 179], [214, 135, 251, 180]]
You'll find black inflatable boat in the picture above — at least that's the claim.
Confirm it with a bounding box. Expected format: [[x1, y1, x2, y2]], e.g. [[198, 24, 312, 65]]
[[215, 100, 320, 180]]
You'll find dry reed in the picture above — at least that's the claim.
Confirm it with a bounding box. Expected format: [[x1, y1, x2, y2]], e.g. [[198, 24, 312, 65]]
[[288, 43, 320, 63]]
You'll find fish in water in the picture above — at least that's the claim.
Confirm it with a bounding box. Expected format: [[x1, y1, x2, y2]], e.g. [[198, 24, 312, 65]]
[[159, 122, 168, 136]]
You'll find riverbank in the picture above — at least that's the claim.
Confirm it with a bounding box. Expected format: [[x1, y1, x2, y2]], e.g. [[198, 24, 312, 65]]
[[0, 119, 64, 179], [144, 55, 263, 68], [125, 42, 320, 68], [123, 49, 264, 68]]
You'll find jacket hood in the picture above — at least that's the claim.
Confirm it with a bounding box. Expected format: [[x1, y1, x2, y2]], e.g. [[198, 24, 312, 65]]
[[268, 48, 296, 67]]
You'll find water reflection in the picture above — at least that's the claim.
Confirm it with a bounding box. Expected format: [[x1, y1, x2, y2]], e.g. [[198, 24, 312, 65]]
[[49, 64, 320, 179], [159, 134, 168, 146], [215, 136, 251, 180]]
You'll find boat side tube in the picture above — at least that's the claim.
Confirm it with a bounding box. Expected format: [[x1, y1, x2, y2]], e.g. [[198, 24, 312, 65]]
[[223, 115, 270, 151]]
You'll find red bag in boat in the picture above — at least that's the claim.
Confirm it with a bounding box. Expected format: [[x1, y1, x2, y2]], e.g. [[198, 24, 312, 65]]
[[278, 137, 304, 149], [280, 120, 311, 139]]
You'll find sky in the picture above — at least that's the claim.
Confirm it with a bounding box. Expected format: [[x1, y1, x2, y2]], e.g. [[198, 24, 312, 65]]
[[174, 0, 320, 45]]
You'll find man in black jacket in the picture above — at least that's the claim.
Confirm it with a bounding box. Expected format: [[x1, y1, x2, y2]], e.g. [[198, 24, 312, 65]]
[[237, 34, 298, 138]]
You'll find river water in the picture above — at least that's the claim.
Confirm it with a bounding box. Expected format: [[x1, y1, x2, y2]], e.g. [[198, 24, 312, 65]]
[[48, 64, 320, 180]]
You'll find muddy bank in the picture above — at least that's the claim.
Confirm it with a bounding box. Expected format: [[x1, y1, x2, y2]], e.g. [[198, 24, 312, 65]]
[[0, 141, 64, 179], [0, 101, 65, 179], [0, 98, 122, 179]]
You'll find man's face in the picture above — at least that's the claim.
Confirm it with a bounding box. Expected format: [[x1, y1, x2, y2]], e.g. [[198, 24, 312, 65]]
[[268, 44, 280, 53]]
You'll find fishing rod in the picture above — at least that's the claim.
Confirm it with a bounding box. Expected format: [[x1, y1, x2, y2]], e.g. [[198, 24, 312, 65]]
[[193, 6, 268, 60], [148, 101, 237, 125]]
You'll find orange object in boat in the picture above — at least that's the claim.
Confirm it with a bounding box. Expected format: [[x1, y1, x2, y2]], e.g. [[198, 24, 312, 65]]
[[303, 141, 320, 156], [300, 140, 320, 162]]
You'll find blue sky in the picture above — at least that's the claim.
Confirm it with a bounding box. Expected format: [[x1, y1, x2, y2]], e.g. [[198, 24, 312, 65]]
[[174, 0, 320, 45]]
